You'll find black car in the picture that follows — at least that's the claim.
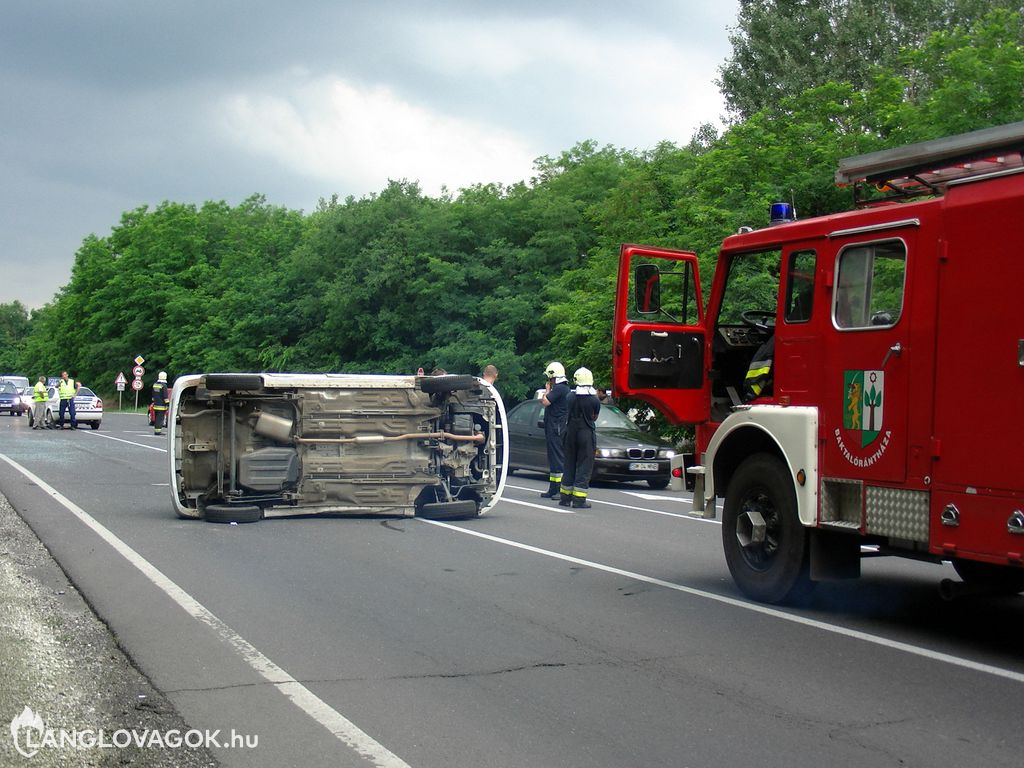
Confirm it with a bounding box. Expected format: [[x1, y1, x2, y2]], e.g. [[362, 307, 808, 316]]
[[0, 381, 29, 416], [506, 398, 674, 489]]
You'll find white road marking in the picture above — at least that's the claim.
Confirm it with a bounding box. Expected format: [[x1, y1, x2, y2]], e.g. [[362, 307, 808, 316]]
[[502, 497, 575, 514], [83, 431, 167, 453], [422, 519, 1024, 686], [0, 453, 411, 768], [505, 483, 719, 525], [593, 496, 721, 524], [622, 490, 694, 505]]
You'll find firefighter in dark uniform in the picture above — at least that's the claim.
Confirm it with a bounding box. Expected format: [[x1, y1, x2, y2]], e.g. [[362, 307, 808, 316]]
[[744, 335, 774, 400], [152, 371, 169, 435], [558, 367, 601, 509], [540, 362, 571, 498]]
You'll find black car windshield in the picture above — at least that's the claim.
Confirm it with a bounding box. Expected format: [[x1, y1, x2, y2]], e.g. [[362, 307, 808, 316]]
[[0, 383, 16, 394], [596, 405, 640, 430]]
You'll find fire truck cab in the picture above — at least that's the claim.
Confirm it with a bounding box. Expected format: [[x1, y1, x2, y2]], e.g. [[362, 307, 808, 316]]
[[612, 122, 1024, 603]]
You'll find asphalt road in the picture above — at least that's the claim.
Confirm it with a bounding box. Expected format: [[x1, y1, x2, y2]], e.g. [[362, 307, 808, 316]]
[[1, 412, 1022, 768]]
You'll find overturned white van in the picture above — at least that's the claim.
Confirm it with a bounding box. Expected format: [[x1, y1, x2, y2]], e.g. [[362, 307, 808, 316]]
[[169, 372, 507, 523]]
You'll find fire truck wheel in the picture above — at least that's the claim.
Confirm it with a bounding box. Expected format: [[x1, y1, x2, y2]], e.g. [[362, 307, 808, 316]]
[[722, 453, 813, 604], [952, 559, 1024, 595]]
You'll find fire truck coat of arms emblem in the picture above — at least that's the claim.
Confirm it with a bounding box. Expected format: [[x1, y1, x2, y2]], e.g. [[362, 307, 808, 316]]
[[843, 370, 884, 448]]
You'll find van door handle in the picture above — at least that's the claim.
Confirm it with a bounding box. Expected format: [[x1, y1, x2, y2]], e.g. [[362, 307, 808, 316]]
[[881, 342, 903, 368], [650, 331, 668, 338]]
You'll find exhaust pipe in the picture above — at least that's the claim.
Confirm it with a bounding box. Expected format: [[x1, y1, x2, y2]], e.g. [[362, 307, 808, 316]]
[[939, 578, 1012, 601]]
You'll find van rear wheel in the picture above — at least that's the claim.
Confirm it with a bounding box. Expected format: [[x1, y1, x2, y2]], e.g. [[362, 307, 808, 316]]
[[418, 375, 476, 394], [722, 453, 813, 604], [204, 504, 262, 524]]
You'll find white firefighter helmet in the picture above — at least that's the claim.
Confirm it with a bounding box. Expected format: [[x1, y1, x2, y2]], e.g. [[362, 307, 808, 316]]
[[158, 371, 168, 382], [573, 367, 594, 386], [544, 361, 565, 379]]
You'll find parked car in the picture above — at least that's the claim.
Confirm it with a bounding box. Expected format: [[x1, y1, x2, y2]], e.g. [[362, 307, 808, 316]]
[[169, 372, 508, 523], [506, 399, 675, 489], [29, 385, 103, 429], [0, 381, 29, 416]]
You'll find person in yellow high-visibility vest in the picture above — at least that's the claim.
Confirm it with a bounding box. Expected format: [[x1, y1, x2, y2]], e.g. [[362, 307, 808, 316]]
[[31, 376, 48, 430], [57, 370, 80, 429], [152, 371, 169, 435]]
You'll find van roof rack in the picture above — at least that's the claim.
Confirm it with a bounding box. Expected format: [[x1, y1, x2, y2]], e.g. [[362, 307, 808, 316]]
[[837, 121, 1024, 205]]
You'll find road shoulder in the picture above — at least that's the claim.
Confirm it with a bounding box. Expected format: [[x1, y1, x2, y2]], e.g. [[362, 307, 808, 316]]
[[0, 492, 217, 767]]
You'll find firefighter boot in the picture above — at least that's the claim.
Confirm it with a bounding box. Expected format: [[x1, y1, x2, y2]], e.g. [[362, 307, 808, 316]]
[[540, 480, 560, 499], [571, 494, 591, 509], [558, 489, 573, 507]]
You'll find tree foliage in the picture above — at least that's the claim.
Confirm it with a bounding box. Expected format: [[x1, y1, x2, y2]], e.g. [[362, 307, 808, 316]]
[[717, 0, 1020, 119]]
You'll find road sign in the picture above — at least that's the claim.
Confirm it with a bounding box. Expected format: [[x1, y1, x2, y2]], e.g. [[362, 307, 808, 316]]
[[131, 378, 144, 391], [115, 372, 127, 386], [132, 365, 145, 378], [116, 382, 126, 392], [134, 355, 145, 365]]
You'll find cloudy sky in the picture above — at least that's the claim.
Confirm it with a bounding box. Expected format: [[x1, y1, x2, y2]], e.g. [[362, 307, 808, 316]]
[[1, 1, 738, 309]]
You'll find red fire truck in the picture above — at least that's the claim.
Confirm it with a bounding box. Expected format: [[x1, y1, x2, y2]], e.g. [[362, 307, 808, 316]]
[[611, 121, 1024, 603]]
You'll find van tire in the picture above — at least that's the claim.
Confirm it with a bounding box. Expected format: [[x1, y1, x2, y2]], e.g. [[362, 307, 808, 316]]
[[204, 504, 263, 524], [722, 453, 813, 604], [419, 375, 477, 394], [417, 500, 480, 520], [204, 374, 264, 391]]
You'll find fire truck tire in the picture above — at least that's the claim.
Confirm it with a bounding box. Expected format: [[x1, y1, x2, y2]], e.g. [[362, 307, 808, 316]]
[[952, 559, 1024, 595], [722, 453, 813, 604]]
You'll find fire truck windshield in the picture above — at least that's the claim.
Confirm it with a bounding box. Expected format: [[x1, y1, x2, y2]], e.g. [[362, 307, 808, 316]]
[[717, 250, 780, 326]]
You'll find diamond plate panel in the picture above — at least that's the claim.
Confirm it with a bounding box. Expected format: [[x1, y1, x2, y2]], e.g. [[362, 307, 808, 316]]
[[865, 487, 929, 542], [821, 478, 862, 525]]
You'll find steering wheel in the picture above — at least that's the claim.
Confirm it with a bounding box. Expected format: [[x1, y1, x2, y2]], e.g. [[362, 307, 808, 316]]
[[740, 310, 776, 333]]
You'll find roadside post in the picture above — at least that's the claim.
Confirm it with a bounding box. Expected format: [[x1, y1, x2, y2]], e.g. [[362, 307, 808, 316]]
[[114, 372, 127, 411], [132, 356, 145, 411]]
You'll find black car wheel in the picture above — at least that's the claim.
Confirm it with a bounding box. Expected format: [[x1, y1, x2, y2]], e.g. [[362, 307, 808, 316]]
[[204, 504, 262, 524], [418, 500, 480, 520], [204, 374, 264, 391], [419, 374, 477, 394]]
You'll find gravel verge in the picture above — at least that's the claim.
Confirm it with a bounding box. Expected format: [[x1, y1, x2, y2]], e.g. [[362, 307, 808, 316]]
[[0, 493, 218, 767]]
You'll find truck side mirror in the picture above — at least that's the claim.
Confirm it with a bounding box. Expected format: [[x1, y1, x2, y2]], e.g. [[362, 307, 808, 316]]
[[635, 264, 662, 314]]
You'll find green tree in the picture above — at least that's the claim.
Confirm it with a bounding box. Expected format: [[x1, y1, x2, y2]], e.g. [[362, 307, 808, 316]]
[[718, 0, 1018, 119], [0, 301, 31, 372]]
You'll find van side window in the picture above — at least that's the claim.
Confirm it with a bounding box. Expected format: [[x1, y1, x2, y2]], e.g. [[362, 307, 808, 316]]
[[834, 241, 906, 329], [784, 250, 815, 323]]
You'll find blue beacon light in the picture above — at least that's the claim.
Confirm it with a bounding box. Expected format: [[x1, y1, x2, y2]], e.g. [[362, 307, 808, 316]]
[[769, 202, 795, 225]]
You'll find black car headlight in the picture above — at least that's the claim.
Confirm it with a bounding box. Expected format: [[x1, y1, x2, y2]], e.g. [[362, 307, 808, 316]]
[[597, 448, 626, 458]]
